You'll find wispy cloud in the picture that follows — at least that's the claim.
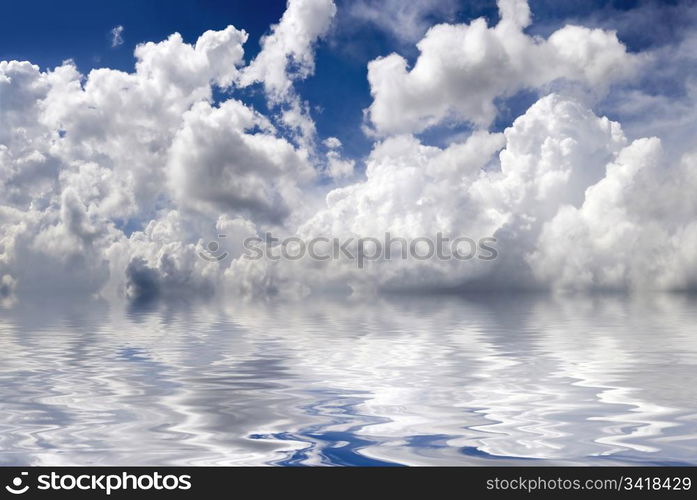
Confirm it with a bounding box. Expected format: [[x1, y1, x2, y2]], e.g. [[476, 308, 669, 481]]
[[110, 25, 124, 47], [347, 0, 459, 44]]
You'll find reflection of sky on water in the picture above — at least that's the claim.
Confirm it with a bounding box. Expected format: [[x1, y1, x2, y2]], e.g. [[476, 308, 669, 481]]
[[0, 294, 696, 465]]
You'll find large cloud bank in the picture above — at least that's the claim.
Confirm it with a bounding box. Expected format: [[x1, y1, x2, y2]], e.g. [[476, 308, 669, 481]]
[[1, 0, 697, 302]]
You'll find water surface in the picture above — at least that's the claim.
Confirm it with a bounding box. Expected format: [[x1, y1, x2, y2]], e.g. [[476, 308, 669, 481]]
[[1, 294, 696, 465]]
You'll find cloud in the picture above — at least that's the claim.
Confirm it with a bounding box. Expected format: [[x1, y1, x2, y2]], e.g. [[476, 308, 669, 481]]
[[323, 137, 342, 149], [220, 90, 697, 297], [2, 0, 697, 302], [530, 137, 697, 292], [364, 0, 639, 135], [0, 20, 314, 299], [110, 25, 124, 48], [347, 0, 459, 44], [240, 0, 336, 102], [239, 0, 337, 148], [236, 94, 627, 295], [167, 99, 315, 224]]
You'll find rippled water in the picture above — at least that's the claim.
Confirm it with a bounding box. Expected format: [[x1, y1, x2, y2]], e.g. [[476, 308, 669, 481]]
[[0, 293, 696, 466]]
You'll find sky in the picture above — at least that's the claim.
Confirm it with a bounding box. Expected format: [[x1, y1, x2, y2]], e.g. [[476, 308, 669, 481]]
[[2, 0, 697, 301], [3, 0, 692, 157]]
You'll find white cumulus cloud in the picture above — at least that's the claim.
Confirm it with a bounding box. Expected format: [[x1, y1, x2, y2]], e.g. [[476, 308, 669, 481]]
[[1, 0, 697, 303], [365, 0, 639, 135]]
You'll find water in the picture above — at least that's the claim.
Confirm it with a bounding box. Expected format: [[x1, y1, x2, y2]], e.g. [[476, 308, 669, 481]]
[[0, 293, 696, 466]]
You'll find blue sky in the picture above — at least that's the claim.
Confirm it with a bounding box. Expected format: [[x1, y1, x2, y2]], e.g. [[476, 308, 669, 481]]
[[4, 0, 690, 160]]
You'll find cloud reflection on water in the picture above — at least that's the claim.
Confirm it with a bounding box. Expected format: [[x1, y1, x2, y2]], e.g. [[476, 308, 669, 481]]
[[0, 293, 696, 465]]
